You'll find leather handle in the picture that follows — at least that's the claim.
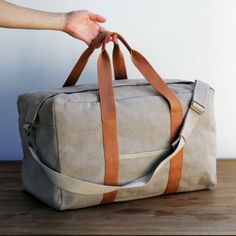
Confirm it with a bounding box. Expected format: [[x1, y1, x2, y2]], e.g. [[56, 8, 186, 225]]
[[97, 49, 119, 203], [98, 32, 184, 197], [101, 32, 184, 139], [63, 32, 127, 87], [112, 43, 127, 80]]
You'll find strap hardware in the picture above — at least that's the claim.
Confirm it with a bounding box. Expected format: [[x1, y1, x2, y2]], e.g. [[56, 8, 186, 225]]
[[23, 123, 32, 136], [190, 100, 205, 115], [171, 136, 181, 148]]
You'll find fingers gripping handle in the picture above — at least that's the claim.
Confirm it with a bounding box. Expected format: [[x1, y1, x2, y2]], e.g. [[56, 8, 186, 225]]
[[63, 31, 127, 87]]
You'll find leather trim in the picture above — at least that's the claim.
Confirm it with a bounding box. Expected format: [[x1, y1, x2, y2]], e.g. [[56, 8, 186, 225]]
[[97, 50, 119, 204], [100, 32, 184, 196], [164, 149, 183, 193], [164, 112, 184, 194], [113, 43, 127, 80]]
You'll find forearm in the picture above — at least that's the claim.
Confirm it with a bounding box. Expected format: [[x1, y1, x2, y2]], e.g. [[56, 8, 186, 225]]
[[0, 0, 66, 30]]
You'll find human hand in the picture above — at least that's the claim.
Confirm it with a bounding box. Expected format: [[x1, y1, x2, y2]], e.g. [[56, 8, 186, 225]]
[[63, 10, 117, 46]]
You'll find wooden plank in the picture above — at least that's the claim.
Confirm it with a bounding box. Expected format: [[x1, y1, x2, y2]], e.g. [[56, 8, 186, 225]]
[[0, 160, 235, 235]]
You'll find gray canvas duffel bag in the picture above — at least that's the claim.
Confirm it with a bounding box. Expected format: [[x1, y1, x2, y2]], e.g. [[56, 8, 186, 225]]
[[17, 32, 216, 210]]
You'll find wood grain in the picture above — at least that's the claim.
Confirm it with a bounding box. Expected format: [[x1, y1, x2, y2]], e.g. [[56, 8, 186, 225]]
[[0, 160, 236, 235]]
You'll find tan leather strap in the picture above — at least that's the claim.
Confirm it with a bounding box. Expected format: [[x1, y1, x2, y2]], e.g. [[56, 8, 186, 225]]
[[113, 43, 127, 80], [63, 32, 127, 87], [97, 49, 119, 204], [101, 32, 184, 196], [131, 50, 184, 194]]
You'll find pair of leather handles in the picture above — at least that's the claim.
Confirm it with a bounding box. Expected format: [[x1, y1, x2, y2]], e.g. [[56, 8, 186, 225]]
[[63, 31, 183, 139], [63, 31, 128, 86]]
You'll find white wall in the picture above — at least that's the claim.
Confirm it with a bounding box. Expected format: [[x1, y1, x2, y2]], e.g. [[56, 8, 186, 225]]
[[0, 0, 235, 160]]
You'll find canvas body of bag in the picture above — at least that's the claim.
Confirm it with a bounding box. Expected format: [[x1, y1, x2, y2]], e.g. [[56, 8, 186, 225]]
[[17, 32, 217, 210]]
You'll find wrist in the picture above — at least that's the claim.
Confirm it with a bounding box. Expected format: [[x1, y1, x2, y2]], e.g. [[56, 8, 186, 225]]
[[53, 12, 67, 31]]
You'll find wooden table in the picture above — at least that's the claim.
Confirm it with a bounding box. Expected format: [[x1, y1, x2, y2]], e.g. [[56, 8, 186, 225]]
[[0, 160, 235, 235]]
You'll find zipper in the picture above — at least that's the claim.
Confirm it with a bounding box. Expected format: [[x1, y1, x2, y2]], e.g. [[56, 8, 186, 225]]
[[50, 79, 194, 95], [26, 79, 194, 128]]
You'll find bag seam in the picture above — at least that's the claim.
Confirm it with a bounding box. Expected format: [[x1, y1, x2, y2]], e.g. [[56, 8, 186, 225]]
[[53, 101, 63, 210], [55, 92, 193, 104]]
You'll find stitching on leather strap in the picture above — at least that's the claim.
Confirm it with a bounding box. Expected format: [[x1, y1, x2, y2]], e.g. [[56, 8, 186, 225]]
[[164, 149, 184, 194], [98, 50, 119, 204], [164, 109, 184, 194], [94, 32, 184, 203]]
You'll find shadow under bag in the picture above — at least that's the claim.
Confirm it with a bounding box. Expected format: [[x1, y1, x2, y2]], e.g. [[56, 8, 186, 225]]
[[17, 32, 216, 210]]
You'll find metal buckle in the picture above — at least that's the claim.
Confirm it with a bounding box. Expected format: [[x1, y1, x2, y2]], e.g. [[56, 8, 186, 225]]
[[191, 101, 205, 115], [23, 123, 32, 136], [171, 137, 180, 148]]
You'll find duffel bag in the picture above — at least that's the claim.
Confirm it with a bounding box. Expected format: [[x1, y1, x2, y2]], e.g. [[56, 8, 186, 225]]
[[17, 32, 216, 210]]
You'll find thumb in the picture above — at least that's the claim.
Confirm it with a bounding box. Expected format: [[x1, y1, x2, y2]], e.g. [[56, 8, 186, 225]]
[[89, 12, 107, 23]]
